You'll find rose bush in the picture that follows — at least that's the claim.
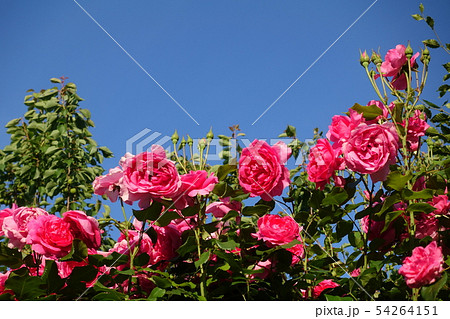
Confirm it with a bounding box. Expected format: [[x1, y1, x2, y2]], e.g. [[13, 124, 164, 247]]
[[0, 5, 449, 301]]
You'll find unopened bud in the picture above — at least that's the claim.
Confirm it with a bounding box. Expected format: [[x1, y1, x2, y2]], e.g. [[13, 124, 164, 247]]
[[198, 138, 207, 150], [405, 43, 413, 59], [206, 127, 214, 140], [171, 130, 179, 144], [420, 48, 430, 64], [360, 50, 370, 67], [187, 135, 193, 146], [180, 137, 186, 148], [371, 51, 383, 66]]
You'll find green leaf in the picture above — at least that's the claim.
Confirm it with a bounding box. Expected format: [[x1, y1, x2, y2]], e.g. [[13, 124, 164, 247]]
[[60, 239, 88, 262], [377, 193, 401, 216], [148, 287, 166, 300], [45, 146, 59, 155], [155, 210, 181, 227], [411, 14, 423, 21], [325, 295, 353, 301], [215, 239, 237, 251], [92, 291, 126, 300], [50, 77, 61, 83], [348, 231, 363, 249], [422, 39, 440, 48], [384, 171, 412, 191], [425, 16, 434, 29], [350, 103, 383, 120], [419, 3, 424, 13], [336, 220, 353, 239], [5, 274, 45, 300], [5, 118, 21, 128], [406, 202, 436, 213], [216, 164, 237, 181], [133, 201, 162, 222], [181, 204, 200, 217], [382, 210, 404, 233], [242, 204, 272, 216], [194, 250, 211, 268], [443, 62, 450, 73], [421, 272, 447, 301], [177, 236, 197, 256], [401, 188, 434, 200], [322, 187, 348, 206], [152, 276, 172, 289]]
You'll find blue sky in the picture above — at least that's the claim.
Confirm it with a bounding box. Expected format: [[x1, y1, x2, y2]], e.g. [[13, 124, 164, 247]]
[[1, 0, 449, 216]]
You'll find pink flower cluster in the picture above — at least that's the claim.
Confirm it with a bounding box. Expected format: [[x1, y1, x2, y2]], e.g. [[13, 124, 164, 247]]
[[1, 207, 101, 257], [93, 146, 219, 211]]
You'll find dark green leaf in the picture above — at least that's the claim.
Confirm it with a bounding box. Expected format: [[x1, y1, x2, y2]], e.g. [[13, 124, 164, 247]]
[[421, 272, 447, 301], [425, 16, 434, 29], [133, 201, 163, 222], [148, 287, 166, 300], [422, 39, 440, 48], [325, 294, 353, 301], [194, 250, 211, 268], [350, 103, 383, 120], [60, 239, 88, 262], [322, 187, 348, 206], [155, 210, 181, 227], [177, 236, 197, 256], [402, 188, 434, 200], [382, 210, 404, 233], [406, 202, 436, 213], [216, 164, 237, 181], [215, 239, 237, 251], [152, 276, 172, 289], [5, 275, 45, 300]]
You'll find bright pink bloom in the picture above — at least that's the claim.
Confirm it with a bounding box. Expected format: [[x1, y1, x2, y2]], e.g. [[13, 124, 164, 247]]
[[150, 225, 182, 265], [238, 140, 291, 201], [404, 110, 430, 151], [251, 259, 273, 279], [253, 214, 300, 246], [173, 170, 218, 209], [0, 271, 12, 295], [26, 215, 74, 258], [430, 195, 450, 215], [350, 268, 361, 277], [326, 109, 363, 153], [93, 166, 123, 202], [398, 241, 444, 288], [121, 146, 181, 208], [379, 44, 420, 90], [415, 213, 439, 240], [62, 210, 101, 249], [287, 243, 305, 265], [0, 205, 16, 237], [312, 280, 340, 298], [307, 138, 344, 189], [2, 207, 49, 249], [342, 123, 399, 183], [205, 197, 242, 219]]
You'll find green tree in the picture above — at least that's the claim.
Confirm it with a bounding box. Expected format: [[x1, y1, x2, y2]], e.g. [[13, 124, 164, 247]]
[[0, 77, 113, 215]]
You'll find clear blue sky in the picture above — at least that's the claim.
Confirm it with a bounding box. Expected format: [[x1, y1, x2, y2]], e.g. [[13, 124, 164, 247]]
[[1, 0, 449, 215]]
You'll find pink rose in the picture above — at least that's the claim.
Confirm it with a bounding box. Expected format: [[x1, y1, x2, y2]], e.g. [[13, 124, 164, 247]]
[[430, 195, 450, 215], [62, 210, 102, 249], [251, 259, 273, 279], [111, 230, 153, 257], [150, 225, 182, 265], [342, 123, 399, 183], [287, 243, 305, 265], [253, 214, 300, 246], [238, 140, 291, 201], [26, 215, 74, 258], [121, 145, 181, 208], [205, 197, 242, 219], [173, 170, 218, 209], [350, 268, 361, 277], [93, 166, 123, 202], [0, 271, 12, 295], [379, 44, 420, 90], [312, 280, 340, 298], [414, 213, 439, 240], [398, 241, 444, 288], [307, 138, 344, 190], [0, 205, 16, 237], [403, 110, 430, 151], [326, 109, 364, 153], [2, 207, 49, 249]]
